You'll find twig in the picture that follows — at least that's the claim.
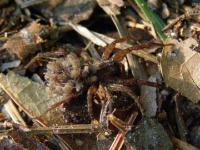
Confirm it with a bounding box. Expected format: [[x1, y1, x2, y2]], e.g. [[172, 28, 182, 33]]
[[26, 124, 103, 135], [68, 22, 107, 46], [0, 123, 103, 135]]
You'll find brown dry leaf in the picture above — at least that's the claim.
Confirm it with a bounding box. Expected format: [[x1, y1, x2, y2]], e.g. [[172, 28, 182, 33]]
[[53, 0, 96, 23], [35, 0, 96, 24], [0, 71, 66, 126], [161, 37, 200, 103], [3, 22, 56, 60]]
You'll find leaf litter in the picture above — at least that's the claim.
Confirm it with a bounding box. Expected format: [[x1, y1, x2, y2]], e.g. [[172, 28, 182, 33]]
[[0, 0, 200, 149]]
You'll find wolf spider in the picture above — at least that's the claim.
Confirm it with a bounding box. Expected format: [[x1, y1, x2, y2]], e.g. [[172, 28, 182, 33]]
[[26, 38, 162, 125]]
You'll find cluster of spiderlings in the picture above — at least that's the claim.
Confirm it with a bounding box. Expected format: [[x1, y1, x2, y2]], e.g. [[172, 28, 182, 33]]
[[45, 52, 93, 102]]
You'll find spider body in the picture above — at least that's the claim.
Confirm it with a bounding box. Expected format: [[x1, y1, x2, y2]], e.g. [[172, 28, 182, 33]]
[[43, 38, 161, 124]]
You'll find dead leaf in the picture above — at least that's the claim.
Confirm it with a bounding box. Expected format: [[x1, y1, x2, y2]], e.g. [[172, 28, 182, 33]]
[[4, 22, 56, 60], [0, 71, 66, 126], [34, 0, 96, 25], [161, 38, 200, 103], [54, 0, 96, 23]]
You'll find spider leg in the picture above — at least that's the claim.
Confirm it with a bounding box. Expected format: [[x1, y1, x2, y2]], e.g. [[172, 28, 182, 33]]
[[105, 78, 162, 88], [99, 87, 113, 128], [107, 114, 129, 133], [108, 84, 143, 114], [87, 85, 98, 119], [25, 50, 68, 69], [102, 37, 128, 60], [111, 40, 163, 62], [108, 112, 138, 150], [99, 100, 112, 128]]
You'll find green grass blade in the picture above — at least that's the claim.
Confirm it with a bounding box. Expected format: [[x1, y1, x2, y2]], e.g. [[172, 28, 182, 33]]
[[133, 0, 167, 42]]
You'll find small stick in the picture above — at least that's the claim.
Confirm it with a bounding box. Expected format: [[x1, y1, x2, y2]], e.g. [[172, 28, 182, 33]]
[[26, 124, 103, 134], [1, 122, 103, 135], [4, 100, 27, 127]]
